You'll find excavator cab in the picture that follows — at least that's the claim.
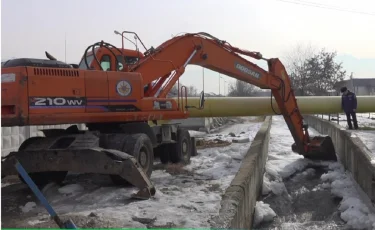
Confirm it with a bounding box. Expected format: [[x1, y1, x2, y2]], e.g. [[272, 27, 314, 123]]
[[77, 46, 144, 72]]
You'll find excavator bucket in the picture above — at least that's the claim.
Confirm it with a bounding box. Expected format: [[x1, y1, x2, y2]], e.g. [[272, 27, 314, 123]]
[[1, 132, 156, 200], [293, 136, 337, 161]]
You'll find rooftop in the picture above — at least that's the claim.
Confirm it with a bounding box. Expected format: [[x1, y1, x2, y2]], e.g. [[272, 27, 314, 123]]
[[334, 78, 375, 88]]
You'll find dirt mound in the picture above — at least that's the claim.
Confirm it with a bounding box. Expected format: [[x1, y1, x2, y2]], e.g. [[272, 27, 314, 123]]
[[196, 138, 232, 149]]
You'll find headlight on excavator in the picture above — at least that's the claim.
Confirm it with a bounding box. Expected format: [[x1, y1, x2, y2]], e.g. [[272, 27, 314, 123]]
[[153, 101, 160, 109], [153, 101, 172, 110]]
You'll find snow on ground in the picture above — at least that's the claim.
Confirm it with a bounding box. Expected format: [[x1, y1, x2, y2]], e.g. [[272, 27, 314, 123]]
[[321, 113, 375, 127], [188, 130, 206, 138], [253, 201, 277, 226], [255, 115, 375, 229], [318, 113, 375, 156], [57, 184, 84, 195], [321, 162, 375, 229], [20, 202, 37, 213], [1, 117, 263, 228]]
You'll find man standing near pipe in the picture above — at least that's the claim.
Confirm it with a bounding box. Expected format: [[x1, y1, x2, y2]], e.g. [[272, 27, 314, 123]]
[[340, 86, 359, 130]]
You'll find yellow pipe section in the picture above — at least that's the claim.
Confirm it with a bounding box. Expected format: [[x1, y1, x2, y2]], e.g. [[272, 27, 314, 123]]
[[171, 96, 375, 117]]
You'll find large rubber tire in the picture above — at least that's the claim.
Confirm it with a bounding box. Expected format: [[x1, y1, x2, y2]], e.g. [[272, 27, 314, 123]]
[[110, 133, 154, 185], [169, 128, 191, 165], [190, 137, 198, 157], [18, 136, 67, 187], [157, 144, 171, 164]]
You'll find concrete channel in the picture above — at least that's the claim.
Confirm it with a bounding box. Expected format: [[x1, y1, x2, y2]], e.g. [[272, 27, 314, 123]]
[[3, 115, 372, 229], [209, 116, 272, 229], [205, 115, 374, 229], [305, 115, 375, 210]]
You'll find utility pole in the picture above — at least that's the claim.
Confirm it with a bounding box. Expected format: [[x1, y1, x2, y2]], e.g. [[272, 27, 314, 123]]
[[350, 72, 355, 94], [224, 80, 227, 96], [219, 74, 221, 96], [202, 67, 205, 92]]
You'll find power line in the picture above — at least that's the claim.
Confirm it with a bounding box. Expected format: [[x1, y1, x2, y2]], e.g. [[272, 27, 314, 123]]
[[273, 0, 375, 16]]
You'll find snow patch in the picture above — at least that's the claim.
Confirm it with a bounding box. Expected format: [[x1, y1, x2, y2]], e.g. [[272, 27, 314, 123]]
[[188, 130, 206, 138], [312, 182, 330, 191], [1, 182, 12, 188], [28, 219, 47, 226], [262, 175, 287, 196], [321, 162, 375, 229], [293, 186, 309, 196], [260, 116, 375, 229], [21, 202, 36, 213], [253, 201, 276, 227], [58, 184, 84, 195]]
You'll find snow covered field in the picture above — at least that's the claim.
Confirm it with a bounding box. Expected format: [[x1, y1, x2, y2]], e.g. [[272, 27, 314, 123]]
[[317, 113, 375, 155], [1, 117, 263, 228], [318, 113, 375, 128], [254, 116, 375, 230]]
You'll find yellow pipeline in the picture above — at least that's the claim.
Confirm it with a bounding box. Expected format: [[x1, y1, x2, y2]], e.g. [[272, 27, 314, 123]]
[[170, 96, 375, 117]]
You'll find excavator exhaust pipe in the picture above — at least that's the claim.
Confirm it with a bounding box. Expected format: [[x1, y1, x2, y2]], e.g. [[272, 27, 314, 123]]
[[292, 136, 337, 161]]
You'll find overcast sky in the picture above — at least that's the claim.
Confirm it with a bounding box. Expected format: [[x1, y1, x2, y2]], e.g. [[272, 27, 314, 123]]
[[2, 0, 374, 94]]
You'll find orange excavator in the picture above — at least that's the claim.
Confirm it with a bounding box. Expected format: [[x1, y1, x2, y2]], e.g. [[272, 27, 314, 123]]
[[1, 31, 337, 199]]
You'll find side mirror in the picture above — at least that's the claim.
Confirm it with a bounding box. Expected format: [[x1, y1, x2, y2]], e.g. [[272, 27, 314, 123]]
[[199, 91, 205, 109]]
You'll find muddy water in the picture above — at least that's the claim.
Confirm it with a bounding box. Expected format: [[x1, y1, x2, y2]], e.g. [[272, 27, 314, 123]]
[[255, 164, 351, 230]]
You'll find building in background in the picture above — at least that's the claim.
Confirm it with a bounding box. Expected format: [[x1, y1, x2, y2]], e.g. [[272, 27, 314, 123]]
[[333, 78, 375, 96]]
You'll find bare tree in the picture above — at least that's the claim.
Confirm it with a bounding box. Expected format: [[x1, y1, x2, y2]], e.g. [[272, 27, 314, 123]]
[[186, 85, 198, 97], [305, 49, 346, 95], [227, 79, 259, 97], [283, 43, 317, 96], [167, 83, 199, 97]]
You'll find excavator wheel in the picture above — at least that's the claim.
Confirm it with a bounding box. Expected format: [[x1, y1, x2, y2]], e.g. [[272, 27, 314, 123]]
[[297, 136, 337, 161], [169, 128, 192, 165], [17, 136, 68, 187], [154, 144, 170, 164], [190, 137, 198, 157], [110, 133, 154, 185]]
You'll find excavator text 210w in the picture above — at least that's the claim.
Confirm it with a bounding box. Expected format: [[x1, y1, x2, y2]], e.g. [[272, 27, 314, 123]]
[[1, 31, 337, 200]]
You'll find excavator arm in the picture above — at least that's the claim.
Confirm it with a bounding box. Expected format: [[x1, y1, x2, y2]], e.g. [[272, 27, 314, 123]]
[[131, 32, 337, 161]]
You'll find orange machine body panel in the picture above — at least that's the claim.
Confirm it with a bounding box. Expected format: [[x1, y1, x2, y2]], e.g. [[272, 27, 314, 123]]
[[1, 65, 187, 127], [1, 67, 29, 125]]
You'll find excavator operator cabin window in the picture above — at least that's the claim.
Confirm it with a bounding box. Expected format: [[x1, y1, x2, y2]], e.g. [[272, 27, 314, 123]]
[[125, 56, 139, 65], [116, 55, 125, 71], [78, 54, 94, 70], [100, 55, 111, 71]]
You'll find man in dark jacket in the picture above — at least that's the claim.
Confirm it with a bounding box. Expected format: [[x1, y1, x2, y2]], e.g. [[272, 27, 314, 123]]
[[341, 86, 358, 130]]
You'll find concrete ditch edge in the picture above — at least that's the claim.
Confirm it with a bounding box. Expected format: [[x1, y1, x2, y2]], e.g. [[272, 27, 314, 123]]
[[209, 116, 272, 229], [305, 115, 375, 209]]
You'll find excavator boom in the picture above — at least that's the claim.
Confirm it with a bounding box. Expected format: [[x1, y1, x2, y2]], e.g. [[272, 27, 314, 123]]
[[131, 32, 337, 160]]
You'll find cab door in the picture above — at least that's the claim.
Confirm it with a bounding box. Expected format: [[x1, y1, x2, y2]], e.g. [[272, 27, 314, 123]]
[[84, 54, 111, 113]]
